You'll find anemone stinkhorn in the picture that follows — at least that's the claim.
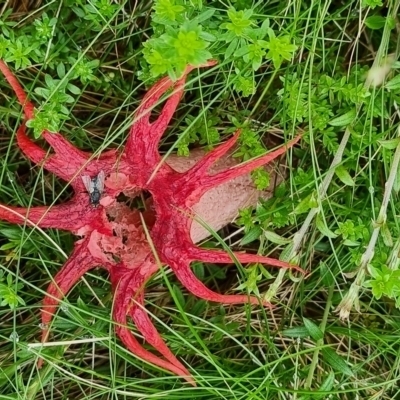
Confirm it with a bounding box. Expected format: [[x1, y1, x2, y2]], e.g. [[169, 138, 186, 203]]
[[0, 60, 302, 384]]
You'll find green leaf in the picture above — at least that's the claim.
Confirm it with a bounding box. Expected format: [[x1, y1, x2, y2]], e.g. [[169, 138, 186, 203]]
[[335, 166, 355, 186], [385, 75, 400, 91], [0, 242, 16, 251], [394, 164, 400, 192], [308, 191, 318, 209], [76, 297, 89, 312], [240, 226, 262, 245], [44, 73, 54, 88], [192, 262, 205, 280], [303, 371, 335, 400], [281, 326, 309, 338], [294, 193, 312, 215], [378, 137, 400, 149], [153, 0, 184, 24], [321, 347, 353, 376], [263, 230, 291, 245], [6, 273, 12, 287], [225, 37, 238, 59], [189, 300, 207, 316], [362, 0, 383, 8], [225, 7, 253, 37], [316, 214, 338, 239], [57, 63, 65, 79], [320, 262, 335, 287], [303, 318, 324, 341], [0, 228, 22, 240], [381, 223, 393, 247], [328, 110, 356, 127], [365, 15, 386, 30], [265, 35, 297, 69], [234, 45, 249, 58], [67, 83, 81, 95], [194, 8, 215, 23], [199, 31, 216, 42], [252, 168, 270, 190], [343, 239, 360, 246], [319, 371, 335, 392], [172, 285, 185, 307], [259, 18, 270, 38]]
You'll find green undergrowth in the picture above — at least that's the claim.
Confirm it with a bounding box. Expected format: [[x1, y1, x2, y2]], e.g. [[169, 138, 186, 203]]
[[1, 0, 400, 399]]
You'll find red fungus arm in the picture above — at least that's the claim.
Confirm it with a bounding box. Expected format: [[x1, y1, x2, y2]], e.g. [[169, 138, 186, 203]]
[[0, 61, 95, 167], [17, 124, 124, 191], [171, 133, 301, 205], [16, 126, 86, 184], [41, 132, 89, 162], [130, 304, 191, 375], [165, 255, 272, 308], [197, 135, 302, 193], [0, 194, 108, 233], [125, 61, 217, 172], [0, 60, 35, 118], [39, 237, 101, 359], [16, 126, 47, 163], [126, 268, 192, 374], [182, 130, 241, 183], [190, 248, 304, 273], [113, 269, 194, 384]]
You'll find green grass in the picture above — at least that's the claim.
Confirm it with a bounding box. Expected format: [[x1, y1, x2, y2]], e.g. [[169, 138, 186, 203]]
[[2, 0, 400, 398]]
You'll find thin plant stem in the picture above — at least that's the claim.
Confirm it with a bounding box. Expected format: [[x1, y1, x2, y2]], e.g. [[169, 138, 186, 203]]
[[305, 284, 334, 388], [264, 2, 398, 302], [337, 110, 400, 319]]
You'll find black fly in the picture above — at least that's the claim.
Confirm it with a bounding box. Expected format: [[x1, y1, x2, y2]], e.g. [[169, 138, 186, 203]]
[[81, 170, 105, 208]]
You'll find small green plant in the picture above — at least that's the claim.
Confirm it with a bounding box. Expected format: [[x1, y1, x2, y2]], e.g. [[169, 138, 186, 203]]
[[143, 20, 213, 79], [0, 270, 25, 310], [364, 264, 400, 306], [33, 12, 57, 43], [21, 58, 99, 138], [362, 0, 383, 8], [143, 1, 298, 88], [177, 112, 221, 156], [26, 70, 78, 136]]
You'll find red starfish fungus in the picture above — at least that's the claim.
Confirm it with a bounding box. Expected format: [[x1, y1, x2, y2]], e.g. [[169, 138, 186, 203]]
[[0, 60, 302, 384]]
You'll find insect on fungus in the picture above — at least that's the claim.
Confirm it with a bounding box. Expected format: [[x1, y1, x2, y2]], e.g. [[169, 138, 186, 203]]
[[81, 170, 105, 207]]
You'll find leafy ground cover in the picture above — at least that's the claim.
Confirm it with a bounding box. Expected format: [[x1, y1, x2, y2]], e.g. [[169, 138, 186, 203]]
[[1, 0, 400, 399]]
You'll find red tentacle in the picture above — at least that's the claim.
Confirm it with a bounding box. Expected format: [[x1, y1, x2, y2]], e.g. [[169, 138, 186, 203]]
[[128, 285, 191, 373], [125, 61, 217, 175], [131, 307, 190, 374], [113, 270, 195, 385], [39, 237, 100, 365], [16, 126, 84, 184], [191, 135, 302, 195], [16, 125, 47, 163], [182, 130, 241, 186], [0, 193, 111, 234], [0, 60, 92, 168], [41, 131, 89, 163], [190, 248, 304, 273], [0, 60, 35, 118], [166, 255, 272, 308]]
